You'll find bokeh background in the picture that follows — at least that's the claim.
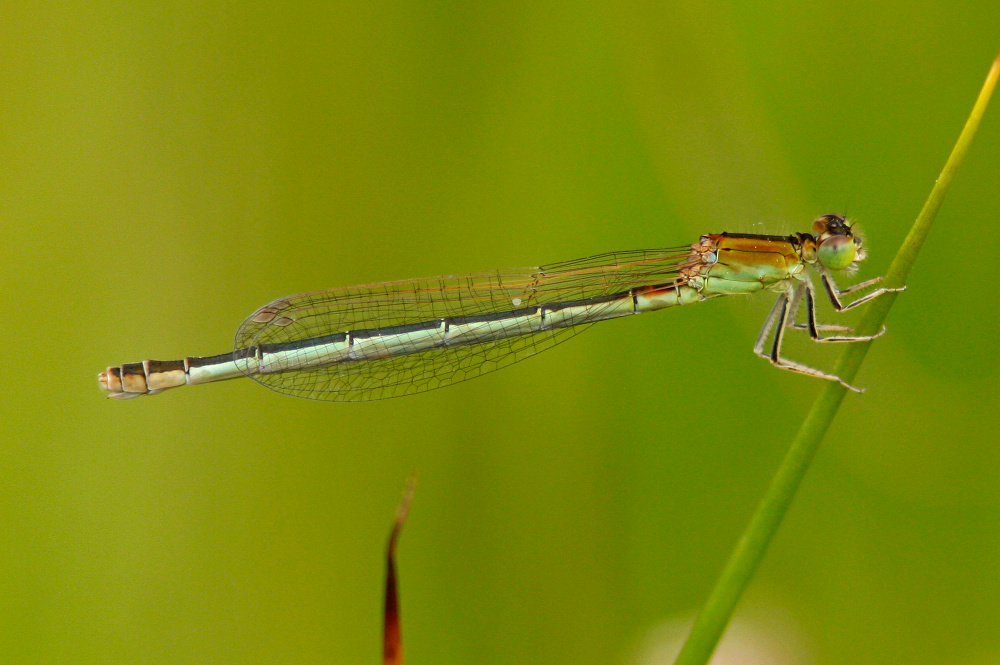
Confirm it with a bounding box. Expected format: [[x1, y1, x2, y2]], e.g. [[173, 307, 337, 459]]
[[2, 3, 998, 664]]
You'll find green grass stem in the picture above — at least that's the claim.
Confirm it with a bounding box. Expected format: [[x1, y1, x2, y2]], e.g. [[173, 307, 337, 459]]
[[673, 48, 1000, 665]]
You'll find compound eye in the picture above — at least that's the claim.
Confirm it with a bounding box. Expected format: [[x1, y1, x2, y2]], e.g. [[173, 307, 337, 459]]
[[817, 235, 857, 270]]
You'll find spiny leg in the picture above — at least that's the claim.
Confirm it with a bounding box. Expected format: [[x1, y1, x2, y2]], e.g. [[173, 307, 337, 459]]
[[754, 286, 863, 393], [790, 321, 852, 332], [791, 273, 905, 334], [788, 282, 851, 332], [753, 290, 789, 358], [788, 290, 851, 333], [801, 281, 887, 343], [837, 275, 886, 294], [819, 269, 906, 311], [786, 282, 850, 331]]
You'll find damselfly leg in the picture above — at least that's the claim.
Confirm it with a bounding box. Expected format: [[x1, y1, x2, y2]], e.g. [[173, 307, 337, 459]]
[[755, 277, 904, 392]]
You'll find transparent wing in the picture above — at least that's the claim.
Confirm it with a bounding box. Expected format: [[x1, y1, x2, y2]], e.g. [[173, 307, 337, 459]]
[[234, 247, 692, 401]]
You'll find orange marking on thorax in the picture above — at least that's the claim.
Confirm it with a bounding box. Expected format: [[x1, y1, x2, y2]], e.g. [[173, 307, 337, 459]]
[[703, 234, 802, 282], [716, 235, 798, 265]]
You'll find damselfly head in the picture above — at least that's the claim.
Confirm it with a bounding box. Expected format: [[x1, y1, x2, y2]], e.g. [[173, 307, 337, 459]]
[[813, 213, 864, 270]]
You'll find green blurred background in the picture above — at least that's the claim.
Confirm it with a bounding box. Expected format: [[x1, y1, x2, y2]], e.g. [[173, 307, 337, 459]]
[[2, 2, 998, 664]]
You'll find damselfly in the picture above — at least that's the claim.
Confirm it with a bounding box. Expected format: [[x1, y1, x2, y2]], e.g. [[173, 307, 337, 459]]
[[99, 214, 902, 401]]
